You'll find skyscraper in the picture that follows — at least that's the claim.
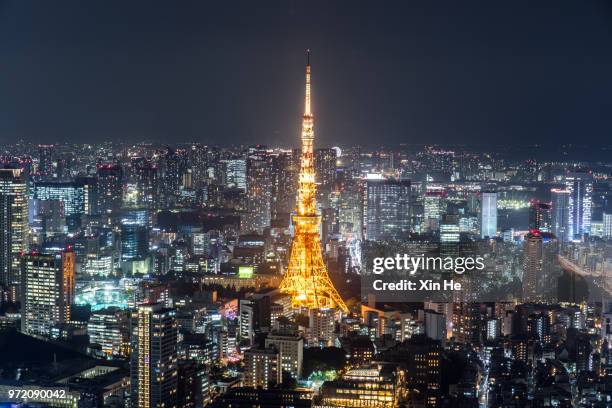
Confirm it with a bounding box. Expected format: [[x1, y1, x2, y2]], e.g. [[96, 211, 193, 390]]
[[121, 223, 149, 263], [522, 230, 559, 303], [271, 151, 299, 222], [242, 151, 273, 233], [551, 188, 570, 242], [131, 157, 159, 209], [37, 144, 55, 180], [279, 51, 347, 312], [364, 179, 411, 241], [314, 148, 337, 191], [423, 191, 444, 232], [480, 190, 497, 239], [440, 214, 460, 259], [529, 200, 552, 232], [604, 212, 612, 239], [565, 171, 593, 239], [0, 169, 28, 294], [224, 157, 247, 191], [97, 164, 123, 224], [20, 250, 75, 336], [161, 148, 183, 200], [132, 303, 178, 408]]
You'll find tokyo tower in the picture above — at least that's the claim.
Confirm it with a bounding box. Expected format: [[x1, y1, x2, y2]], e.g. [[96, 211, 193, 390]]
[[279, 50, 348, 313]]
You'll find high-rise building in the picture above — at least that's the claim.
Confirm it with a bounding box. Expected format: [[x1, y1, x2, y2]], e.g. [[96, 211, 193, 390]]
[[265, 331, 304, 380], [0, 169, 28, 293], [404, 336, 441, 408], [33, 179, 97, 217], [97, 164, 123, 224], [161, 148, 183, 201], [37, 144, 55, 179], [565, 171, 593, 239], [551, 188, 570, 242], [480, 190, 497, 239], [243, 347, 280, 389], [242, 152, 273, 233], [529, 200, 552, 232], [187, 144, 209, 188], [239, 296, 271, 345], [279, 51, 347, 312], [604, 212, 612, 239], [83, 250, 114, 277], [424, 310, 446, 343], [522, 230, 559, 303], [120, 208, 149, 264], [224, 157, 247, 191], [132, 303, 178, 408], [30, 199, 65, 240], [337, 189, 362, 236], [131, 158, 159, 209], [315, 148, 337, 191], [363, 179, 411, 241], [439, 214, 460, 258], [20, 250, 75, 336], [307, 308, 337, 347], [88, 308, 130, 357], [423, 191, 444, 232], [271, 151, 299, 221], [121, 223, 149, 263]]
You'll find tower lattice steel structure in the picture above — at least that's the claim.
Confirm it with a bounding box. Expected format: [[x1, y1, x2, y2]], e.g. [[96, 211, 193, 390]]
[[279, 51, 348, 313]]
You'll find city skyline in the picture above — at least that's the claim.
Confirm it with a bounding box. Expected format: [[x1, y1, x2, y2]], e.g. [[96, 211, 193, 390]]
[[1, 2, 612, 407]]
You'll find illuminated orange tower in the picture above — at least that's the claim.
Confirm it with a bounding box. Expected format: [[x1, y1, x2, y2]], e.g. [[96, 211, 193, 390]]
[[279, 50, 348, 313]]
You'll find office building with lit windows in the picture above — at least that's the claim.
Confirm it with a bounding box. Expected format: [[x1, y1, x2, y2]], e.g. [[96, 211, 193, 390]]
[[315, 148, 337, 191], [32, 178, 96, 217], [551, 188, 570, 242], [404, 336, 441, 408], [223, 157, 247, 191], [264, 331, 304, 380], [423, 191, 444, 232], [604, 212, 612, 239], [523, 230, 559, 303], [20, 250, 75, 337], [131, 303, 178, 408], [307, 308, 337, 347], [243, 346, 280, 389], [121, 223, 149, 262], [88, 308, 130, 357], [480, 190, 497, 239], [97, 164, 124, 224], [242, 153, 273, 233], [529, 200, 552, 231], [565, 171, 593, 239], [364, 179, 411, 241], [0, 169, 28, 295]]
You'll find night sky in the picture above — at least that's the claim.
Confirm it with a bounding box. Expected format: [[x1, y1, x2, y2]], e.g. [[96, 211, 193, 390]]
[[2, 0, 612, 148]]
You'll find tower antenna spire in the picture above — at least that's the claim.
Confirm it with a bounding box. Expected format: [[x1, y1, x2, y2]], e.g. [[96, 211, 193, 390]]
[[304, 49, 312, 117]]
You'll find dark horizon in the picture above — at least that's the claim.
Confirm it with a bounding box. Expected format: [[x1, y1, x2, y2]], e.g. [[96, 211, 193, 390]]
[[2, 0, 612, 148]]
